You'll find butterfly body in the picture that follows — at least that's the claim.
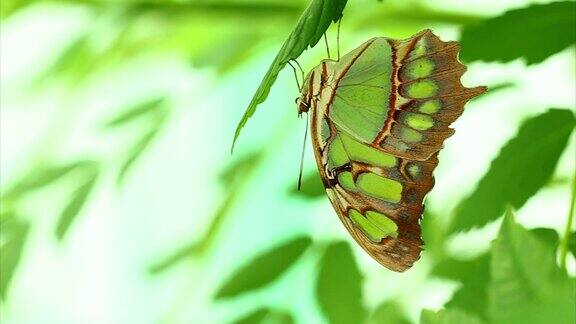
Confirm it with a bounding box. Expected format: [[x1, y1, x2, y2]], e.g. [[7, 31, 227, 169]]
[[298, 30, 486, 272]]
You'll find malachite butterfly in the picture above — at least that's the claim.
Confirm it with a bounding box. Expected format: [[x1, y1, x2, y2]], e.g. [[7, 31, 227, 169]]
[[297, 29, 486, 272]]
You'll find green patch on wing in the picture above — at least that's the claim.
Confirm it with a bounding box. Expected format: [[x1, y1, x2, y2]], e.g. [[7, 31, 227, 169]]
[[419, 100, 442, 114], [337, 172, 357, 191], [406, 113, 434, 130], [406, 80, 438, 98], [348, 209, 398, 242], [330, 38, 393, 142], [404, 57, 435, 79], [356, 173, 402, 203], [328, 132, 397, 169]]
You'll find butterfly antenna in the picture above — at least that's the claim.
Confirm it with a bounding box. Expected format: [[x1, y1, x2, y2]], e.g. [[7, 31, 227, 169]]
[[323, 33, 331, 59], [288, 61, 302, 90], [297, 112, 310, 191], [336, 18, 341, 60]]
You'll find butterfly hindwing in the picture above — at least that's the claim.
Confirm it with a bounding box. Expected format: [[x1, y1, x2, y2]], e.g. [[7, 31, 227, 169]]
[[304, 30, 486, 271]]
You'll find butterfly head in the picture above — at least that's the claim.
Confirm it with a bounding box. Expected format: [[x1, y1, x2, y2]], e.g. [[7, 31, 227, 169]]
[[296, 98, 310, 117], [296, 72, 315, 117]]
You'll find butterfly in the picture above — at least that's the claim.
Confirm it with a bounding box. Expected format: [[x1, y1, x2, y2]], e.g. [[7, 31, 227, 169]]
[[296, 29, 486, 272]]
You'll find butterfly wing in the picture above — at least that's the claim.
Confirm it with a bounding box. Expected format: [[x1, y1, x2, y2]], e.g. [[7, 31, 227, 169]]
[[308, 30, 486, 271]]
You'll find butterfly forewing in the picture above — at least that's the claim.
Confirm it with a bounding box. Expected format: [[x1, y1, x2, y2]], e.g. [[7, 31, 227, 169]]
[[306, 30, 486, 272]]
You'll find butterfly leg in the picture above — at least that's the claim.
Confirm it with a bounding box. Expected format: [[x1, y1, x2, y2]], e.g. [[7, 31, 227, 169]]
[[287, 61, 302, 90], [336, 18, 341, 61], [323, 33, 331, 59]]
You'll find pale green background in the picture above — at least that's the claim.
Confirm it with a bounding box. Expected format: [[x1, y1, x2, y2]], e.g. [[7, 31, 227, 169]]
[[1, 0, 574, 323]]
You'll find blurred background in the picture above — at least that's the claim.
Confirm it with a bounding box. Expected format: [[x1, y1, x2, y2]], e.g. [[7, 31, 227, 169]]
[[1, 0, 575, 323]]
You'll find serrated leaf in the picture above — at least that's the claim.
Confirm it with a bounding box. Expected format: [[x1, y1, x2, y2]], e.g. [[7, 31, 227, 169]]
[[432, 253, 490, 319], [214, 236, 312, 299], [2, 161, 95, 200], [289, 171, 324, 199], [231, 0, 348, 151], [432, 228, 559, 319], [231, 308, 294, 324], [489, 210, 576, 323], [420, 308, 484, 324], [316, 241, 366, 324], [449, 109, 575, 233], [0, 211, 30, 301], [367, 301, 411, 324], [103, 97, 166, 128], [55, 165, 99, 240], [460, 2, 576, 65]]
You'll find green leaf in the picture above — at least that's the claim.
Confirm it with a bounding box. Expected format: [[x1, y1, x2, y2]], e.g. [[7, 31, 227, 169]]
[[316, 241, 366, 324], [530, 227, 560, 251], [214, 236, 312, 299], [569, 231, 576, 257], [103, 97, 166, 128], [432, 253, 490, 319], [420, 211, 447, 261], [449, 109, 575, 233], [420, 308, 484, 324], [192, 34, 261, 75], [460, 2, 576, 65], [431, 228, 559, 319], [367, 301, 411, 324], [289, 171, 325, 199], [2, 161, 95, 201], [0, 211, 30, 301], [231, 308, 294, 324], [219, 152, 262, 187], [150, 150, 267, 275], [488, 210, 576, 323], [117, 126, 162, 185], [54, 165, 99, 241], [231, 0, 348, 151], [32, 35, 94, 87]]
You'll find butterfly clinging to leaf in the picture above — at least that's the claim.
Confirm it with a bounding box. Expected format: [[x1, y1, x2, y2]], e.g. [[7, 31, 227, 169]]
[[297, 29, 486, 272]]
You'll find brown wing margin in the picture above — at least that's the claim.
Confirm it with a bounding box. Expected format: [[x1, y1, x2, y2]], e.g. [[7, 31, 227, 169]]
[[315, 114, 439, 271], [323, 150, 438, 272], [374, 29, 487, 161]]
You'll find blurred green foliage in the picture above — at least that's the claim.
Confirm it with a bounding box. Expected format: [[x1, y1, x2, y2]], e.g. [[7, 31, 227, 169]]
[[450, 109, 575, 233], [0, 0, 575, 323], [460, 1, 576, 64], [215, 236, 312, 299]]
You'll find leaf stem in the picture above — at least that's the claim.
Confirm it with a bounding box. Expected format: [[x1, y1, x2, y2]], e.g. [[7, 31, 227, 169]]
[[559, 169, 576, 270]]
